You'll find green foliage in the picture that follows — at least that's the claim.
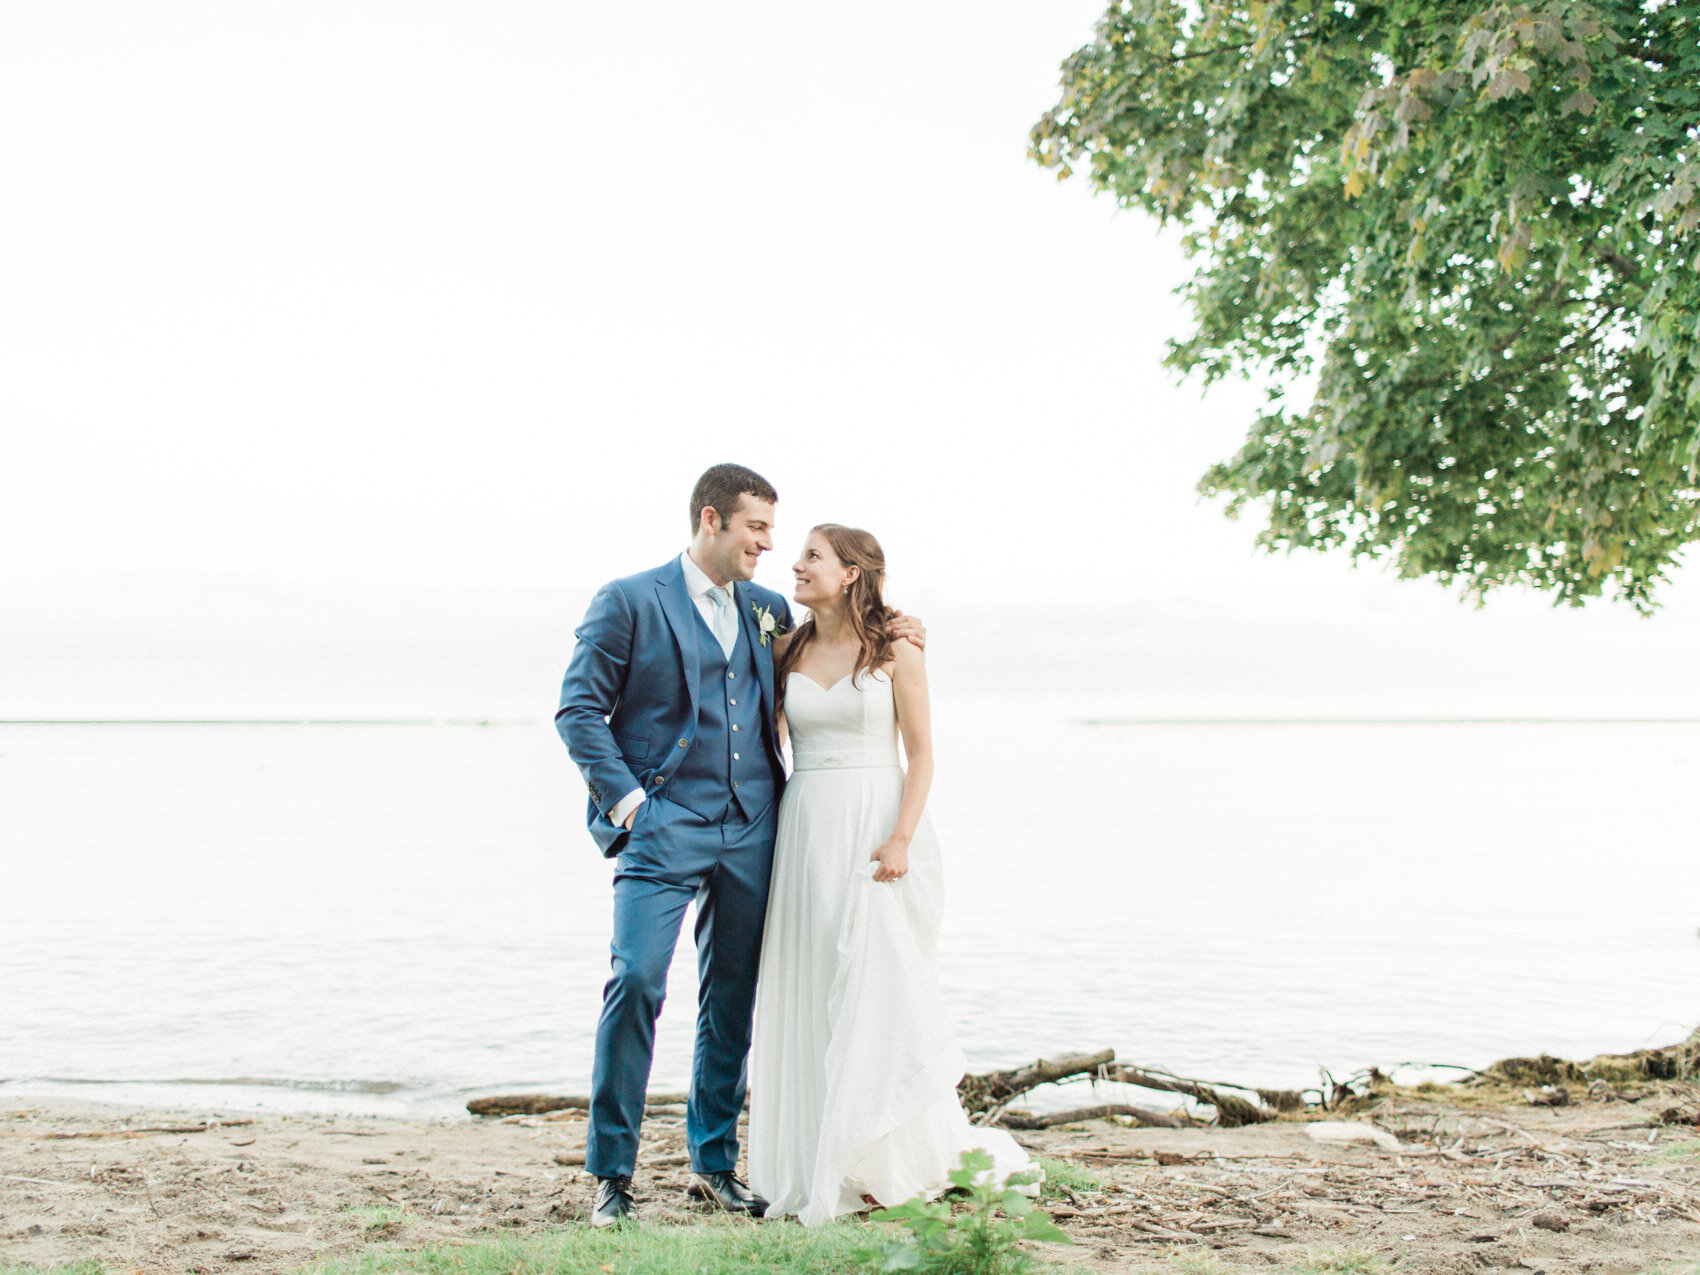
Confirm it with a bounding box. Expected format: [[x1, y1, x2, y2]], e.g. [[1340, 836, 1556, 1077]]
[[1032, 0, 1700, 609], [1033, 1156, 1103, 1203], [0, 1263, 105, 1275], [859, 1149, 1071, 1275], [342, 1203, 407, 1232], [307, 1217, 872, 1274], [1648, 1136, 1700, 1162]]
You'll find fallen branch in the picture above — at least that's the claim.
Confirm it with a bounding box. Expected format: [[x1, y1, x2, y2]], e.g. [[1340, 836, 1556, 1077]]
[[1, 1174, 84, 1188], [1107, 1065, 1296, 1127], [1127, 1217, 1193, 1240], [958, 1049, 1116, 1114], [44, 1122, 255, 1139], [999, 1103, 1184, 1130], [467, 1093, 688, 1117]]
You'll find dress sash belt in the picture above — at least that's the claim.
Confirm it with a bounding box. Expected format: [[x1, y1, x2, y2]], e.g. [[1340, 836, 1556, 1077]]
[[791, 749, 901, 772]]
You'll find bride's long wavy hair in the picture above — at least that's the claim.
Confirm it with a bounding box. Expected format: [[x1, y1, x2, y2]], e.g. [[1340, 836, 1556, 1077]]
[[776, 524, 892, 719]]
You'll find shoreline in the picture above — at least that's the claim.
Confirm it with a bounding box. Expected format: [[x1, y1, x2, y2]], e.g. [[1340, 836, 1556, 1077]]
[[5, 1074, 1699, 1275]]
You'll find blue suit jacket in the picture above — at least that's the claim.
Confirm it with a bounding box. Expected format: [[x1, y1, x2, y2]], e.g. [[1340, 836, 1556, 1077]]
[[556, 556, 793, 857]]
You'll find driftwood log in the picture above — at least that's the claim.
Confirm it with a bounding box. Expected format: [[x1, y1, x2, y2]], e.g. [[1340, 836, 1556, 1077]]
[[957, 1049, 1116, 1115], [466, 1092, 687, 1117], [1105, 1065, 1303, 1128], [999, 1103, 1184, 1130]]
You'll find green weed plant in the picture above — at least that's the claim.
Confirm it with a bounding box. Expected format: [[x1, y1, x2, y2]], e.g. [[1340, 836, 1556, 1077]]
[[860, 1149, 1071, 1274], [342, 1204, 406, 1233]]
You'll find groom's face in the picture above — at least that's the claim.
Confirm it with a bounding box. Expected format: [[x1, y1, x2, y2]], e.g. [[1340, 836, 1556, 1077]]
[[705, 495, 776, 583]]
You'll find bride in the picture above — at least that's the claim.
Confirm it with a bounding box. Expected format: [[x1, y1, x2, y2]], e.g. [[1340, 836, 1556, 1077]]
[[746, 524, 1031, 1225]]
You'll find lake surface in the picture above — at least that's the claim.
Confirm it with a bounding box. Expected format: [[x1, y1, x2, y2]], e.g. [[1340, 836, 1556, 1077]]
[[2, 707, 1696, 1118]]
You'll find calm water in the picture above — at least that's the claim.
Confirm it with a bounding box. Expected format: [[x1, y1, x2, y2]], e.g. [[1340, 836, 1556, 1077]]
[[2, 707, 1696, 1118]]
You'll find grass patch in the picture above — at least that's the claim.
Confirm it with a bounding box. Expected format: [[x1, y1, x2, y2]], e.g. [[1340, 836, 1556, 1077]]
[[343, 1204, 408, 1232], [306, 1218, 882, 1275], [0, 1264, 105, 1275], [1648, 1138, 1700, 1163], [1034, 1157, 1102, 1202], [1286, 1252, 1388, 1275], [305, 1211, 1085, 1275]]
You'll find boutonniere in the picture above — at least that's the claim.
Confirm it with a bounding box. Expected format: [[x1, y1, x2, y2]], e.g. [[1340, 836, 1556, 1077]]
[[751, 603, 779, 646]]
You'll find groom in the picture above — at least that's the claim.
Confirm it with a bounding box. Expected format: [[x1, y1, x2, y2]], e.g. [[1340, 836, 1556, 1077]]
[[556, 463, 921, 1226]]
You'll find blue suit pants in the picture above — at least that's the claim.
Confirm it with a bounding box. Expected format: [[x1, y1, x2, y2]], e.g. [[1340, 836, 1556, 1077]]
[[586, 792, 778, 1178]]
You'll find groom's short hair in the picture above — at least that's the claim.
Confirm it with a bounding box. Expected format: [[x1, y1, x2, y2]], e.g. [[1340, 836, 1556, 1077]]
[[691, 463, 778, 532]]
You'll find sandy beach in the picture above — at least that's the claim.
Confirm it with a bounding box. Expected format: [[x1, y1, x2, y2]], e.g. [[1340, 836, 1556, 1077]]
[[4, 1077, 1698, 1274]]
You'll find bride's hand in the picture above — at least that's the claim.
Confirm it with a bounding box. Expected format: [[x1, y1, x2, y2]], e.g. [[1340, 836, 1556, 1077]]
[[870, 837, 910, 882]]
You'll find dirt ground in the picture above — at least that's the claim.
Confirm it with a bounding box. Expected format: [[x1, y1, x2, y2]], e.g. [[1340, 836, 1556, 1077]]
[[3, 1087, 1698, 1274]]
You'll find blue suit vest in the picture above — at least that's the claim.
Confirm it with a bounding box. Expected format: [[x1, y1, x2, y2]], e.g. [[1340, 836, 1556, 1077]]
[[665, 619, 779, 822]]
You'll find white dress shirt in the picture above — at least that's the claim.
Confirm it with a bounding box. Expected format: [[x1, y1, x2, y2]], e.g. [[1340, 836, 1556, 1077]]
[[607, 551, 732, 828]]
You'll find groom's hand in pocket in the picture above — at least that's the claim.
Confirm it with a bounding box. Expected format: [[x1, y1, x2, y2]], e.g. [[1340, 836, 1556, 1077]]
[[885, 611, 926, 652]]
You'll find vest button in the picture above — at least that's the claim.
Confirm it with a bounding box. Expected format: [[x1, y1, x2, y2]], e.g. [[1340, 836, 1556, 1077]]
[[731, 724, 739, 732], [733, 752, 740, 761]]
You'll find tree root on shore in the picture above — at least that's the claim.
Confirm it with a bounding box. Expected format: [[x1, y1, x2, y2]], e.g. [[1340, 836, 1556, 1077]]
[[957, 1049, 1116, 1115], [999, 1102, 1184, 1130], [465, 1029, 1700, 1133]]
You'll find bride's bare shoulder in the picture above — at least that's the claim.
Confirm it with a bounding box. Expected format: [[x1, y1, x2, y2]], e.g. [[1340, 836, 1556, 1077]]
[[884, 638, 924, 680]]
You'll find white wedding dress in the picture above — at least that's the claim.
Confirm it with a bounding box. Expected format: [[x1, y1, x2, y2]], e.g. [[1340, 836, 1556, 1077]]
[[747, 668, 1031, 1226]]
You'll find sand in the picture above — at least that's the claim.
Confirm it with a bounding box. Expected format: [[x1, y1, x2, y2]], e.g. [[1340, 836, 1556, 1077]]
[[3, 1086, 1697, 1274]]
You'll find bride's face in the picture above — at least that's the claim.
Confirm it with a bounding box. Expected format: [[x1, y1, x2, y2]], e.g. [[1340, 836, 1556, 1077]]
[[791, 532, 856, 609]]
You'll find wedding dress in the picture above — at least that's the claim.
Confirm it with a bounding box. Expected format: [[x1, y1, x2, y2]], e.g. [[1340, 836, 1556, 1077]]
[[747, 668, 1031, 1225]]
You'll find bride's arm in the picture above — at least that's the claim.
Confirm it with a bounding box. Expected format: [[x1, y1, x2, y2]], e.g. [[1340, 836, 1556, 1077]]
[[872, 640, 932, 883]]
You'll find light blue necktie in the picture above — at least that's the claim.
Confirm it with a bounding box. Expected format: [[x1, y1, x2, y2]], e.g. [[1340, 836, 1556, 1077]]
[[706, 585, 737, 659]]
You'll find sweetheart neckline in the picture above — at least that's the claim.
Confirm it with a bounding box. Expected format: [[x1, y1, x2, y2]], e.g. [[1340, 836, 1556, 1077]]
[[786, 671, 855, 694]]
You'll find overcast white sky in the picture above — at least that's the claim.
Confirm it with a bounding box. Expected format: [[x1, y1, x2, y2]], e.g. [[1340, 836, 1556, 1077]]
[[4, 1, 1697, 718]]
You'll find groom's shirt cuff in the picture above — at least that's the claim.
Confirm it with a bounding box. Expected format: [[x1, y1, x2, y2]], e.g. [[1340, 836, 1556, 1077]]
[[609, 788, 645, 828]]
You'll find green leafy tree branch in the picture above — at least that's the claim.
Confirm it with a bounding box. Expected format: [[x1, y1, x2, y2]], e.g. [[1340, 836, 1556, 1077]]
[[1031, 0, 1699, 609]]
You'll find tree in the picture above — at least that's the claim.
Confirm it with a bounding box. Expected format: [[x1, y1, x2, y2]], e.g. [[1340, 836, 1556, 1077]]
[[1031, 1, 1699, 610]]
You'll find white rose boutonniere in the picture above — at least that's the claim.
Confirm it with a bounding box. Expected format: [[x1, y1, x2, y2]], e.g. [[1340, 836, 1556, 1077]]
[[751, 603, 779, 646]]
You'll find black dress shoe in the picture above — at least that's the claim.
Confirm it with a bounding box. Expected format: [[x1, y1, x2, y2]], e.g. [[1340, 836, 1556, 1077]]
[[688, 1170, 769, 1215], [591, 1174, 635, 1227]]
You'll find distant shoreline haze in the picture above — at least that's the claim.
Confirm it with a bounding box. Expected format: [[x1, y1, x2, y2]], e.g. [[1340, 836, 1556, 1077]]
[[5, 576, 1700, 721]]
